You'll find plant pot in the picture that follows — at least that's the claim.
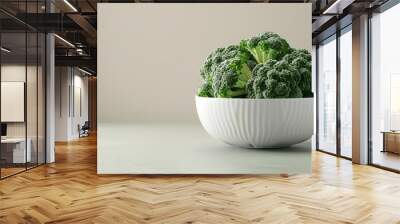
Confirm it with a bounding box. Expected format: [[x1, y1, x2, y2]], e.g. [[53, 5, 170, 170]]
[[195, 96, 313, 148]]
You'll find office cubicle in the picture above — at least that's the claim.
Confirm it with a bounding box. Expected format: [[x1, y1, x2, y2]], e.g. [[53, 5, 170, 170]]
[[0, 1, 46, 179]]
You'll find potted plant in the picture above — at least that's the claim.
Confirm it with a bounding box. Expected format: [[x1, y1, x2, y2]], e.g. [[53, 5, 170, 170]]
[[195, 32, 313, 148]]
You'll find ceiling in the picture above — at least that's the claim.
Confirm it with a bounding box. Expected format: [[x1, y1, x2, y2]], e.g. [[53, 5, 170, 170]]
[[0, 0, 391, 74]]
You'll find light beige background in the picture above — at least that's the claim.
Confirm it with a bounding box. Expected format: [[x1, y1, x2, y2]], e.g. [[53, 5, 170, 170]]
[[98, 3, 311, 124], [97, 4, 312, 174]]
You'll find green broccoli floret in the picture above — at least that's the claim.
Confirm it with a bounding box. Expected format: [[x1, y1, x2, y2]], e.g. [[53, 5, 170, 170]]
[[283, 49, 313, 97], [212, 57, 252, 98], [240, 32, 290, 64], [199, 45, 252, 97], [197, 82, 213, 97], [200, 47, 225, 84], [200, 45, 249, 80], [247, 60, 302, 98]]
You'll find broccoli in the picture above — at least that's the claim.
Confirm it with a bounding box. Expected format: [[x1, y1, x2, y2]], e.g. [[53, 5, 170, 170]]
[[200, 45, 249, 80], [283, 49, 313, 97], [199, 45, 252, 97], [197, 32, 312, 99], [200, 47, 226, 84], [212, 57, 252, 98], [197, 82, 213, 97], [247, 60, 302, 98], [240, 32, 290, 64]]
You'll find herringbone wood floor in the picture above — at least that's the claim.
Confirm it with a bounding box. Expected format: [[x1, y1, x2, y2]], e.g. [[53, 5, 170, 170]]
[[1, 135, 400, 224]]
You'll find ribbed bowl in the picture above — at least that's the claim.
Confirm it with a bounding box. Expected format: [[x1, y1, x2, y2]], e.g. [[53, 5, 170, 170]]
[[195, 96, 313, 148]]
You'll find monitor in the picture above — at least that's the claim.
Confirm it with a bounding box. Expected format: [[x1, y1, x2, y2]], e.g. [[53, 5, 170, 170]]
[[1, 123, 7, 137]]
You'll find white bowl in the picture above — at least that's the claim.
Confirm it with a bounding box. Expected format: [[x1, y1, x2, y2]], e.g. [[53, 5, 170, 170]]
[[195, 96, 313, 148]]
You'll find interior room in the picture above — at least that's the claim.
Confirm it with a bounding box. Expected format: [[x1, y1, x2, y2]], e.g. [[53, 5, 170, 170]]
[[0, 24, 46, 178], [1, 0, 400, 223]]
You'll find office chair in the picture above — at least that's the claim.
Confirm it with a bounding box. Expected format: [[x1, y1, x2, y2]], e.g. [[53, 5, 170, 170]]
[[79, 121, 90, 138]]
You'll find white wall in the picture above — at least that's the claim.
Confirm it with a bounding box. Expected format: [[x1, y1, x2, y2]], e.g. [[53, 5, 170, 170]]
[[72, 73, 89, 138], [98, 4, 312, 174], [55, 67, 69, 141], [55, 67, 89, 141]]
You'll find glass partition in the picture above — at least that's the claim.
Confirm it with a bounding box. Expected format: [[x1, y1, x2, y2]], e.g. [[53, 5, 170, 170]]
[[0, 2, 46, 179], [317, 35, 337, 154], [0, 31, 28, 177]]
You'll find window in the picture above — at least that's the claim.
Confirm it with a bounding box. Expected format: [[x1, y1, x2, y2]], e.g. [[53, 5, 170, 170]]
[[316, 25, 353, 158], [317, 35, 337, 154], [370, 3, 400, 171], [339, 26, 352, 158]]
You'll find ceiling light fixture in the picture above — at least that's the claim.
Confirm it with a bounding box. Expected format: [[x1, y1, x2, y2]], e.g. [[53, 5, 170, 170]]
[[54, 34, 75, 48], [76, 48, 85, 55], [63, 0, 78, 12], [1, 47, 11, 53], [78, 67, 93, 76], [323, 0, 354, 15], [323, 0, 342, 14]]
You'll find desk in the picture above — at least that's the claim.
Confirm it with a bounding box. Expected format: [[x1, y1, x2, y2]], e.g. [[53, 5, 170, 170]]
[[1, 138, 31, 163], [381, 131, 400, 154]]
